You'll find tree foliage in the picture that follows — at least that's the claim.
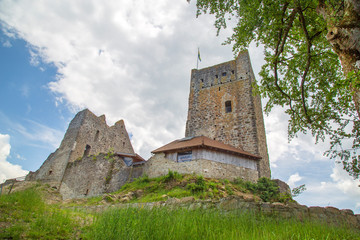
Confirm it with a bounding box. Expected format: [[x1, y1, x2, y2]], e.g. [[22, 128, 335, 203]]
[[193, 0, 360, 179]]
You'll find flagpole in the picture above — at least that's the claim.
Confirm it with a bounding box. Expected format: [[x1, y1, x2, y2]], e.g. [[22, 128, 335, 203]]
[[197, 48, 199, 69]]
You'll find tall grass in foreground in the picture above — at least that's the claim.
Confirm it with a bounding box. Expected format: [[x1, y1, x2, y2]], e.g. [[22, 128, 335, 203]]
[[0, 185, 85, 239], [84, 207, 360, 240]]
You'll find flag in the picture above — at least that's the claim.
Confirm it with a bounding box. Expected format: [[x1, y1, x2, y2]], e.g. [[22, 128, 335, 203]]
[[198, 48, 201, 62]]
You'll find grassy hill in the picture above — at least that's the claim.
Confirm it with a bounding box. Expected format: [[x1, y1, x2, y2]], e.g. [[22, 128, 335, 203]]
[[1, 172, 359, 239]]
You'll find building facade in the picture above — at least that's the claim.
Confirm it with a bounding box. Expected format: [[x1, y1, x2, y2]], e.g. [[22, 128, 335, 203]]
[[185, 50, 271, 178]]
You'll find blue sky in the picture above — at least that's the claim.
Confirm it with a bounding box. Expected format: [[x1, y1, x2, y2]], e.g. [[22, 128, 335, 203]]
[[0, 0, 359, 213], [0, 32, 72, 171]]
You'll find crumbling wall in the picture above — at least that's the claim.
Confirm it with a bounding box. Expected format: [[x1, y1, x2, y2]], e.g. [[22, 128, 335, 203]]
[[26, 109, 135, 189], [143, 153, 258, 182], [59, 153, 144, 199], [185, 50, 270, 178]]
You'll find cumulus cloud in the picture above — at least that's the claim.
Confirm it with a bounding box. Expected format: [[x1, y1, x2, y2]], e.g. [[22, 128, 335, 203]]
[[0, 134, 28, 183], [287, 173, 302, 188], [1, 0, 359, 213], [0, 0, 235, 158], [265, 107, 330, 167], [330, 164, 360, 200], [293, 165, 360, 212]]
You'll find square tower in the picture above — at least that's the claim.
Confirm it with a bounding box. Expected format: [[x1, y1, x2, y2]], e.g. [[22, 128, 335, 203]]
[[185, 50, 271, 178]]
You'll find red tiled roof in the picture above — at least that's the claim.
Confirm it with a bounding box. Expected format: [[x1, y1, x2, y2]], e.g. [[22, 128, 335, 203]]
[[151, 136, 261, 160]]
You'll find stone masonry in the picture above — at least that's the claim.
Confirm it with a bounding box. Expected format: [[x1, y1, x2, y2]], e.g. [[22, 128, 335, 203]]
[[144, 153, 259, 182], [26, 109, 135, 189], [185, 50, 271, 178], [59, 153, 143, 199]]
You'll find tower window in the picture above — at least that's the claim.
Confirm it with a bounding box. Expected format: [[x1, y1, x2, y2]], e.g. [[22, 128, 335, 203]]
[[222, 72, 227, 76], [215, 75, 218, 78], [225, 101, 232, 113], [231, 70, 235, 74]]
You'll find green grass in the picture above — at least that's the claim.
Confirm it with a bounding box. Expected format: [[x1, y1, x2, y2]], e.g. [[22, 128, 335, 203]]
[[1, 178, 360, 239], [83, 207, 360, 240], [0, 184, 88, 239], [78, 172, 290, 206]]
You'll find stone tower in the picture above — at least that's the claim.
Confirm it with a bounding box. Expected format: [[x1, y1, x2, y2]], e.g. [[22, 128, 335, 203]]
[[185, 50, 271, 178], [26, 109, 134, 186]]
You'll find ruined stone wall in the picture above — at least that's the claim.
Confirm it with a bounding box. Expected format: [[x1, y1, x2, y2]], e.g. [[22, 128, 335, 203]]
[[143, 153, 258, 182], [67, 110, 134, 164], [59, 153, 144, 199], [185, 50, 270, 178], [26, 109, 135, 188]]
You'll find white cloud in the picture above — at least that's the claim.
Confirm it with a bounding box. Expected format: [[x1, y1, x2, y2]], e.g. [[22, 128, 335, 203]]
[[293, 165, 360, 213], [287, 173, 302, 189], [265, 107, 330, 167], [0, 134, 28, 183], [0, 0, 235, 159], [1, 0, 359, 214], [2, 40, 12, 47], [330, 164, 360, 199]]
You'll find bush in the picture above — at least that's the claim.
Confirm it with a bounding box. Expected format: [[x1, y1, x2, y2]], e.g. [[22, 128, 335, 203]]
[[135, 174, 150, 184], [186, 176, 206, 193], [256, 177, 280, 202], [160, 170, 183, 183]]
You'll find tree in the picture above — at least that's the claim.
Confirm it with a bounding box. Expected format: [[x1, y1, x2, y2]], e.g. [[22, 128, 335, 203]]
[[192, 0, 360, 179]]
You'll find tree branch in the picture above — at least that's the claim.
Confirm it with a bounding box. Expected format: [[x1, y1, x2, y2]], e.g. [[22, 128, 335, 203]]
[[297, 2, 313, 124]]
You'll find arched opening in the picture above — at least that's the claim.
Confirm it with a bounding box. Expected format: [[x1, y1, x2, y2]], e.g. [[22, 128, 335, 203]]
[[225, 101, 232, 113], [94, 130, 100, 142], [83, 144, 91, 157]]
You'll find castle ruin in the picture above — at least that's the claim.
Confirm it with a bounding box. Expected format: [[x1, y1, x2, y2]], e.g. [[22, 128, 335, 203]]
[[26, 50, 271, 199], [26, 109, 144, 199]]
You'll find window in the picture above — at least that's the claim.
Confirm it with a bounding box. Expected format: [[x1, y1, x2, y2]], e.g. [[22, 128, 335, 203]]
[[215, 75, 218, 78], [83, 144, 91, 157], [222, 72, 227, 76], [177, 151, 192, 162], [94, 130, 100, 141], [225, 101, 232, 113], [231, 70, 235, 74]]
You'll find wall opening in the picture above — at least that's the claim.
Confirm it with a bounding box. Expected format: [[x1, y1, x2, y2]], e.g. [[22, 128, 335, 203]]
[[225, 101, 232, 113], [222, 72, 227, 76], [48, 170, 52, 175], [84, 144, 91, 157], [94, 130, 100, 142], [85, 189, 89, 196]]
